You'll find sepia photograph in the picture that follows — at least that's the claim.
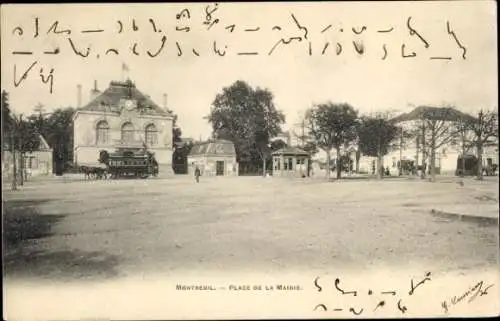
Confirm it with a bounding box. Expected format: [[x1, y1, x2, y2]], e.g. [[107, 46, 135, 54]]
[[2, 1, 499, 319]]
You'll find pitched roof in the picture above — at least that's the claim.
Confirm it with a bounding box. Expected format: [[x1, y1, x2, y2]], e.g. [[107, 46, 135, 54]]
[[78, 79, 172, 117], [38, 135, 51, 150], [189, 139, 236, 156], [272, 146, 309, 156], [2, 134, 52, 151], [391, 106, 476, 123]]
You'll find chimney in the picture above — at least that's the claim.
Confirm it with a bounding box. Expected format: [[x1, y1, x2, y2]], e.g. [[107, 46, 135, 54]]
[[89, 79, 100, 101], [163, 93, 168, 110], [287, 131, 292, 146], [77, 84, 82, 108]]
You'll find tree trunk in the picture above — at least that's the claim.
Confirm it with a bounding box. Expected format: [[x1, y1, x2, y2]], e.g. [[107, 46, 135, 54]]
[[19, 152, 24, 185], [336, 148, 341, 179], [355, 150, 360, 174], [430, 131, 436, 182], [377, 149, 383, 180], [399, 127, 403, 176], [11, 145, 17, 191], [477, 143, 484, 180], [415, 135, 419, 175], [460, 143, 466, 177], [262, 157, 267, 177], [307, 155, 311, 177], [325, 149, 331, 180], [421, 125, 426, 179], [430, 146, 436, 182]]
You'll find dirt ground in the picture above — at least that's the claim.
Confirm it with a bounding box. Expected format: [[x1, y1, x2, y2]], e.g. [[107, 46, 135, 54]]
[[3, 174, 499, 282]]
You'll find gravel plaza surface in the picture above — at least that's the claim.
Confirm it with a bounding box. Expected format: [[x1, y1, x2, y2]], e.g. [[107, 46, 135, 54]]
[[3, 174, 499, 283]]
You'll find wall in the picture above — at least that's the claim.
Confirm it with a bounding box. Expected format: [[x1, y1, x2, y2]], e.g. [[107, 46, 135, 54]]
[[73, 110, 173, 166], [272, 155, 309, 178], [187, 155, 238, 176], [2, 150, 53, 180], [359, 144, 499, 176]]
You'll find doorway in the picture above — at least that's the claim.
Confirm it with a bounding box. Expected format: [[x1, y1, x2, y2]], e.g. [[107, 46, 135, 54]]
[[216, 161, 225, 176]]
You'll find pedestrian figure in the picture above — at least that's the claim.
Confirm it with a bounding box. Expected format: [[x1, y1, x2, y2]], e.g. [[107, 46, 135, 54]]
[[194, 165, 201, 183]]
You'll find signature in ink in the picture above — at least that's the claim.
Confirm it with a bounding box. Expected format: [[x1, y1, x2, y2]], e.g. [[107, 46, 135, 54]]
[[441, 281, 494, 313]]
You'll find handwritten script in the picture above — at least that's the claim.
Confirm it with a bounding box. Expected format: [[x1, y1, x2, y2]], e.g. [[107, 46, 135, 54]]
[[312, 272, 432, 316], [441, 281, 494, 314], [5, 3, 470, 94]]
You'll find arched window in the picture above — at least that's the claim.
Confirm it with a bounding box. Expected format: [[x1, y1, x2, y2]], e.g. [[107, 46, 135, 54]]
[[121, 122, 134, 143], [145, 124, 158, 146], [96, 120, 110, 144]]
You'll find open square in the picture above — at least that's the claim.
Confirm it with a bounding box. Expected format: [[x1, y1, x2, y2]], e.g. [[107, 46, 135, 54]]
[[4, 175, 498, 282]]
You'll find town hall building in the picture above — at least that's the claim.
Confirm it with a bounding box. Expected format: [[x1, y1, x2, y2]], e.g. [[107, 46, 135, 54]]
[[72, 79, 175, 176]]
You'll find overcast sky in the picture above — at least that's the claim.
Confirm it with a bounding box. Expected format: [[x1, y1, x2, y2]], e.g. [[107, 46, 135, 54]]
[[1, 1, 497, 140]]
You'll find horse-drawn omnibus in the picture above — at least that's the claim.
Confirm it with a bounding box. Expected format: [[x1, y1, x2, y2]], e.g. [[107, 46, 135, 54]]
[[99, 148, 158, 179]]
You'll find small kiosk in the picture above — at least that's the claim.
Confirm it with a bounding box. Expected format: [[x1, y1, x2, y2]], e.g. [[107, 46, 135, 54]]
[[272, 147, 309, 178]]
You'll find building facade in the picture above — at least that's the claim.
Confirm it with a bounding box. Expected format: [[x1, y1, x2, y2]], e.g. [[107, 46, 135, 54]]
[[2, 134, 53, 180], [272, 146, 309, 178], [187, 140, 238, 176], [356, 119, 499, 176], [73, 79, 175, 176]]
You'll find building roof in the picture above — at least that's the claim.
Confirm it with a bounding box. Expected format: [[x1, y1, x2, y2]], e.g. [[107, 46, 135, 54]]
[[78, 79, 172, 117], [2, 134, 52, 152], [272, 146, 309, 156], [391, 106, 475, 123], [189, 139, 236, 156], [38, 135, 51, 150]]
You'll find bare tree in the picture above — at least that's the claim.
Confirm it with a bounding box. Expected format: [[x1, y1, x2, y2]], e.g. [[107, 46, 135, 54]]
[[393, 106, 475, 181], [468, 109, 498, 180]]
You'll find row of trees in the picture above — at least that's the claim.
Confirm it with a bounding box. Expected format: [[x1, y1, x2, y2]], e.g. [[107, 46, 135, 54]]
[[3, 80, 497, 183], [306, 103, 498, 181], [206, 81, 498, 181]]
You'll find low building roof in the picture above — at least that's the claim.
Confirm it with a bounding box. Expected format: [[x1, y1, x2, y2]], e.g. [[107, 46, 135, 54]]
[[272, 146, 309, 156], [391, 106, 475, 123], [2, 134, 52, 152], [189, 139, 236, 156]]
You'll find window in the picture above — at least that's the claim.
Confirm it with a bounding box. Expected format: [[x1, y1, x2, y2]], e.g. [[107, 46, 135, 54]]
[[96, 120, 110, 144], [288, 158, 293, 171], [145, 124, 158, 146], [121, 122, 134, 143]]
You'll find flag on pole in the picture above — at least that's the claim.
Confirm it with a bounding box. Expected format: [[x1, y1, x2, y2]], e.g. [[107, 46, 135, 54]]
[[122, 63, 130, 72]]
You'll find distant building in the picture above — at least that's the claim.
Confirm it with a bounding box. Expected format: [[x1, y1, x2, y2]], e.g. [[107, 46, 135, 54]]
[[357, 123, 499, 176], [187, 139, 238, 176], [272, 146, 309, 178], [72, 79, 175, 176], [2, 134, 53, 180]]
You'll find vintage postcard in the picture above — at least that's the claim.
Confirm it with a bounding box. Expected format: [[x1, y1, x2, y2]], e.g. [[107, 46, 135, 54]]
[[1, 1, 499, 320]]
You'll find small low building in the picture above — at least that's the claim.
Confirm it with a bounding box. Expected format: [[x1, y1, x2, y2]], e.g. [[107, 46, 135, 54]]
[[272, 146, 309, 178], [2, 134, 53, 180], [187, 139, 238, 176]]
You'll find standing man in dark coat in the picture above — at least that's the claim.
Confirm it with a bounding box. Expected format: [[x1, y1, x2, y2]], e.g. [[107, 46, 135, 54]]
[[194, 165, 201, 183]]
